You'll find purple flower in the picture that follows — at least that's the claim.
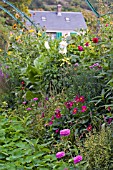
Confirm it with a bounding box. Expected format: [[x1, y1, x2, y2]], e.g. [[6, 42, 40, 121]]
[[56, 151, 65, 159], [73, 155, 82, 164], [26, 107, 31, 111], [74, 63, 79, 67], [60, 129, 70, 136], [93, 63, 99, 67], [33, 97, 38, 101]]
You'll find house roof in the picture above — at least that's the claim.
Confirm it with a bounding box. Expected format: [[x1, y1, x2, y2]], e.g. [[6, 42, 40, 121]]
[[27, 10, 87, 31]]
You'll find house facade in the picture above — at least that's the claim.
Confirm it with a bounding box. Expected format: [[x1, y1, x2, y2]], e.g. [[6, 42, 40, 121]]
[[27, 4, 87, 39]]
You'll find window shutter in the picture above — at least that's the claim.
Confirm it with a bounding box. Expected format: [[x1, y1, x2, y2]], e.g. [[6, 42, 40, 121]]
[[56, 32, 62, 39]]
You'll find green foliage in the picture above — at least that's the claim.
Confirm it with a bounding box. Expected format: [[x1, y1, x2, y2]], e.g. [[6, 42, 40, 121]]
[[80, 124, 113, 170], [0, 114, 63, 170]]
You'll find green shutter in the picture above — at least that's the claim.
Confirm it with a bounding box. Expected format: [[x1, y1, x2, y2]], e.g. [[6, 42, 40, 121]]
[[56, 32, 62, 39]]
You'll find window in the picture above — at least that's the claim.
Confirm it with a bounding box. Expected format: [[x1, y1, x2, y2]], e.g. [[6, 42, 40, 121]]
[[56, 32, 62, 39], [65, 17, 70, 22], [41, 16, 46, 21]]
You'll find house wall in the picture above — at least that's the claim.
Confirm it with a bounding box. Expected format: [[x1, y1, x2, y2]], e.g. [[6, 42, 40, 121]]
[[46, 30, 77, 39]]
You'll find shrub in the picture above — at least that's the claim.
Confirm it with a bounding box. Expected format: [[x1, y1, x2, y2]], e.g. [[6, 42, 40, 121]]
[[80, 124, 113, 170]]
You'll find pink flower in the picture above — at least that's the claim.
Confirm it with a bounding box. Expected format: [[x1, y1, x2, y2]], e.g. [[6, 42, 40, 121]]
[[85, 42, 89, 46], [22, 101, 26, 104], [81, 106, 87, 112], [41, 112, 45, 118], [78, 45, 84, 51], [26, 107, 31, 111], [87, 124, 92, 131], [105, 24, 108, 27], [55, 129, 59, 133], [92, 37, 98, 43], [75, 96, 85, 103], [55, 108, 60, 114], [107, 106, 111, 111], [79, 96, 85, 103], [60, 129, 70, 136], [72, 108, 78, 114], [75, 96, 80, 103], [73, 155, 82, 164], [56, 151, 65, 159], [65, 101, 73, 109], [56, 113, 62, 119], [49, 121, 53, 126], [51, 115, 54, 120], [33, 97, 38, 101]]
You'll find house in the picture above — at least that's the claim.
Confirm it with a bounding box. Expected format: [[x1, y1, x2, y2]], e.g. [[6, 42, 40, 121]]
[[27, 4, 87, 39]]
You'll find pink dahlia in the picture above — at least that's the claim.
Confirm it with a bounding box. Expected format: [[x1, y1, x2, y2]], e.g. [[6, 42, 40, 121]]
[[56, 151, 65, 159], [73, 155, 82, 164], [60, 129, 70, 136]]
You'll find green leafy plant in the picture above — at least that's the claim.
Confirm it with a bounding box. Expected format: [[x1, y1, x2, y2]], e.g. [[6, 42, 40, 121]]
[[80, 124, 113, 170]]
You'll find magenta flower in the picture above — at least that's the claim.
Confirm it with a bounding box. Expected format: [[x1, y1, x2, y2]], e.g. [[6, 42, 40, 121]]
[[75, 96, 80, 103], [33, 97, 38, 101], [81, 106, 87, 112], [56, 113, 62, 119], [56, 151, 65, 159], [60, 129, 70, 136], [65, 101, 73, 109], [51, 115, 54, 120], [87, 124, 92, 131], [72, 108, 78, 114], [49, 121, 53, 126], [85, 42, 89, 46], [92, 37, 98, 43], [55, 129, 59, 133], [73, 155, 82, 164], [78, 45, 84, 51], [75, 96, 85, 103], [26, 107, 31, 111], [79, 96, 85, 103]]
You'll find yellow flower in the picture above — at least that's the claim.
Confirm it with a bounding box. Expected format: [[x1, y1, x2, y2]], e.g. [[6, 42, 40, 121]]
[[7, 51, 12, 55], [37, 32, 42, 36], [0, 49, 2, 52], [12, 24, 17, 30], [110, 21, 113, 25], [15, 13, 20, 19], [29, 29, 34, 33], [16, 36, 21, 41], [60, 57, 71, 66]]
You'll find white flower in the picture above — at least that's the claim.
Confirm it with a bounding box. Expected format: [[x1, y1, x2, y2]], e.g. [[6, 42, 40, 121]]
[[59, 41, 67, 49], [44, 41, 50, 49], [59, 41, 67, 54]]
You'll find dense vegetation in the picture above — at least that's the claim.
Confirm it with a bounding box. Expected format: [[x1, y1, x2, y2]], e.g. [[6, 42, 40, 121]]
[[0, 1, 113, 169]]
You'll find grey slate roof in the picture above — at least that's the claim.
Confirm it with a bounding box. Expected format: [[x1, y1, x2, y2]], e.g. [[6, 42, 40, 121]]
[[27, 10, 87, 31]]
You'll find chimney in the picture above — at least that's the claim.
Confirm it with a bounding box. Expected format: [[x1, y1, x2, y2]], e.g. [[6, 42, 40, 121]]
[[57, 4, 62, 16]]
